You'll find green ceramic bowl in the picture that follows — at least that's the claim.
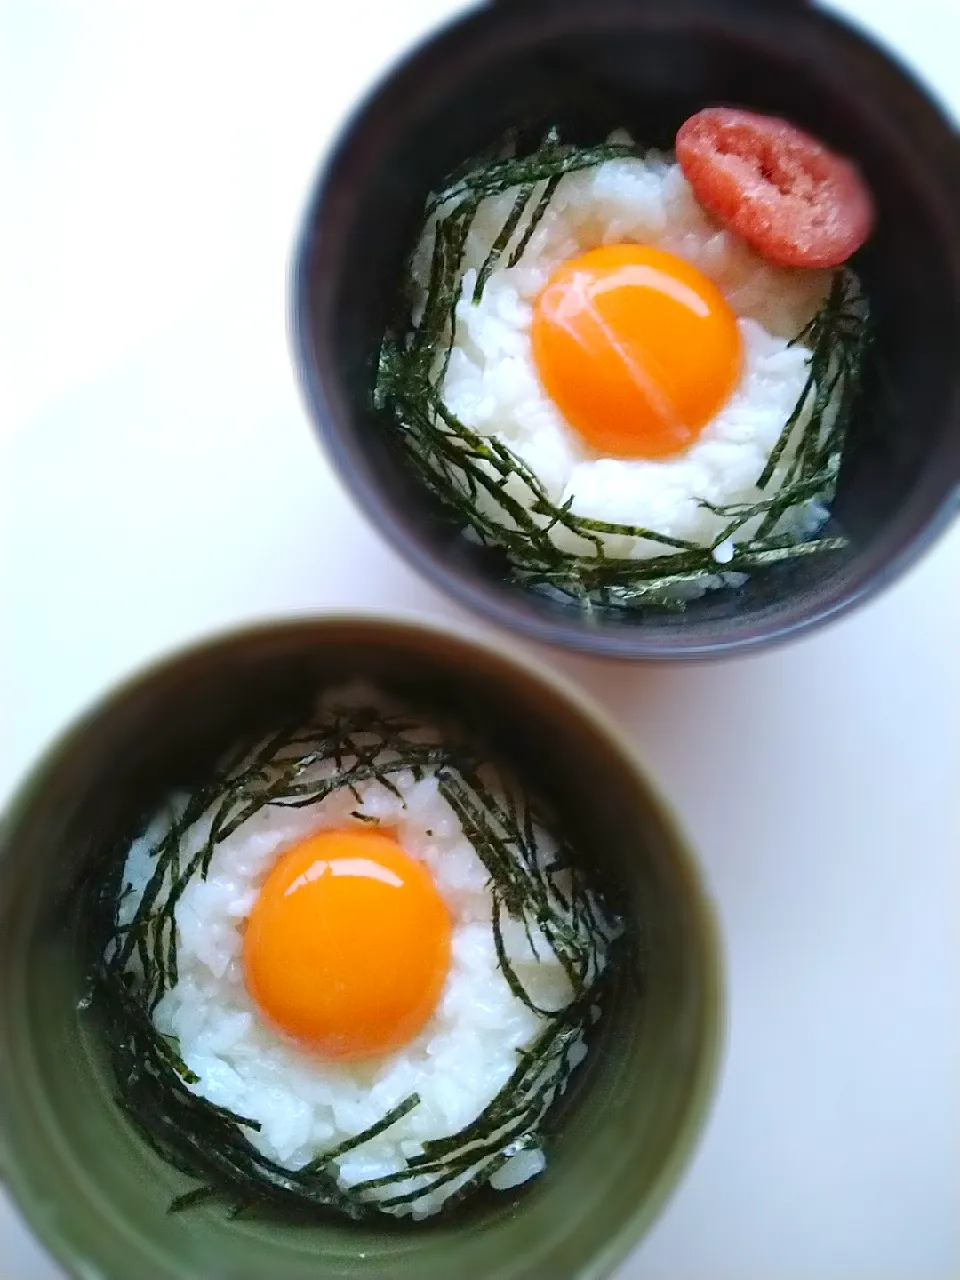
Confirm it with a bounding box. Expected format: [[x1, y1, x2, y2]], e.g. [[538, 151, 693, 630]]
[[0, 617, 722, 1280]]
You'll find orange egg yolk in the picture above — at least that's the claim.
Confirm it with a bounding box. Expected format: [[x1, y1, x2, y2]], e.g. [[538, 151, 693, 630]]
[[531, 244, 743, 459], [242, 829, 452, 1062]]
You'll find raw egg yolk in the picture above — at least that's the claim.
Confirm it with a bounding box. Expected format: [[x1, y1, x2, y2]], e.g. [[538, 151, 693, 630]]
[[243, 829, 452, 1061], [531, 244, 743, 459]]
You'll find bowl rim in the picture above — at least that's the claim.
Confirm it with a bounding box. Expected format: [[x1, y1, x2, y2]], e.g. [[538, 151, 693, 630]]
[[0, 611, 725, 1280], [290, 0, 960, 662]]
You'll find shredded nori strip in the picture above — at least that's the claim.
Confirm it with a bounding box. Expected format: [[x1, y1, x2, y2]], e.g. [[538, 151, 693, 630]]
[[88, 701, 620, 1220], [375, 130, 871, 613]]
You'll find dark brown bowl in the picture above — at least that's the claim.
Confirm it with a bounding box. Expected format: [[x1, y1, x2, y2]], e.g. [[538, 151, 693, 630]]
[[292, 0, 960, 660]]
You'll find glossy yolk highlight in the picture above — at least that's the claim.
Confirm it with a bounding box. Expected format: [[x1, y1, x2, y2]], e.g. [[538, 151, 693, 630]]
[[243, 829, 452, 1061], [531, 244, 743, 459]]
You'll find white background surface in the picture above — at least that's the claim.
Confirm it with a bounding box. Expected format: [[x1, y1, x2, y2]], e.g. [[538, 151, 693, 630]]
[[2, 2, 959, 1277]]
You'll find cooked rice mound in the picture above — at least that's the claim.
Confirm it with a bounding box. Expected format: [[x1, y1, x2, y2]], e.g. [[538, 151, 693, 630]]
[[117, 687, 618, 1218], [411, 135, 837, 565]]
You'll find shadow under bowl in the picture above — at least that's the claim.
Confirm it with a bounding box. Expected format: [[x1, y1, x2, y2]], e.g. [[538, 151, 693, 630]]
[[293, 0, 960, 660], [0, 617, 722, 1280]]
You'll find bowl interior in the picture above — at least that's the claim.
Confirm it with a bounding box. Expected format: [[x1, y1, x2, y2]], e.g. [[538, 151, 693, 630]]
[[0, 621, 720, 1280], [294, 0, 960, 657]]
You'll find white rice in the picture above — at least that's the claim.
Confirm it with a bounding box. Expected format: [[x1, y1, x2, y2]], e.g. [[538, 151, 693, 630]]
[[413, 135, 837, 563], [118, 687, 611, 1219]]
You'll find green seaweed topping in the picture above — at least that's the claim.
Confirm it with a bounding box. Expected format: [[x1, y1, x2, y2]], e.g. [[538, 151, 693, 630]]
[[375, 131, 871, 613], [89, 701, 619, 1220]]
